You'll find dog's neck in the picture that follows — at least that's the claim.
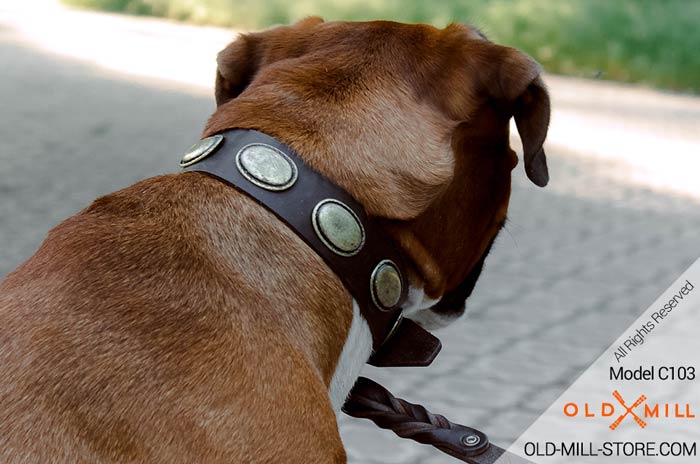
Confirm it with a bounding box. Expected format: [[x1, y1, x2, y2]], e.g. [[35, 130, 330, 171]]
[[200, 84, 457, 409], [186, 158, 425, 413]]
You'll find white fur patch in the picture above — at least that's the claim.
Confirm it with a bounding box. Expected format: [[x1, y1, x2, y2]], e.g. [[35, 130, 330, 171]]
[[328, 300, 373, 412], [407, 305, 464, 330], [403, 285, 461, 331], [401, 285, 439, 317]]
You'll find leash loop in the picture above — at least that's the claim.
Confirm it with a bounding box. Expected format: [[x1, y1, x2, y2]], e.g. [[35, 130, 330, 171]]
[[344, 377, 535, 464]]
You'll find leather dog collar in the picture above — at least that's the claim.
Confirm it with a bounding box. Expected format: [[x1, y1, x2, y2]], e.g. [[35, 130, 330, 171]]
[[179, 129, 441, 367]]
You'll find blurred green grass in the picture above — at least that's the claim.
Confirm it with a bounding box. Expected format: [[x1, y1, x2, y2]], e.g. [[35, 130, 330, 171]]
[[62, 0, 700, 93]]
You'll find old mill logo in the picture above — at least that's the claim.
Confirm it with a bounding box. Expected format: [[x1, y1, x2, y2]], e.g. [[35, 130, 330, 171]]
[[563, 390, 695, 430]]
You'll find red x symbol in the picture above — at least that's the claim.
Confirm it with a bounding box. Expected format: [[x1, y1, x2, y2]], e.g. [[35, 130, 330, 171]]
[[609, 390, 647, 430]]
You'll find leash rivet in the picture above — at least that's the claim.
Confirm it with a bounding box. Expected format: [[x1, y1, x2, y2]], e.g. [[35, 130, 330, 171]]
[[462, 435, 480, 447], [180, 134, 224, 167], [370, 260, 402, 310], [236, 143, 298, 191], [312, 199, 365, 256]]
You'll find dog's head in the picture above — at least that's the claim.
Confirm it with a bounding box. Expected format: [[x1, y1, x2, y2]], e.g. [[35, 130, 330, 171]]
[[207, 18, 549, 330]]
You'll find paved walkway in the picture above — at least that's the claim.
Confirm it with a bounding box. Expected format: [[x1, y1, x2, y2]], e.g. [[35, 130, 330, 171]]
[[1, 4, 699, 463]]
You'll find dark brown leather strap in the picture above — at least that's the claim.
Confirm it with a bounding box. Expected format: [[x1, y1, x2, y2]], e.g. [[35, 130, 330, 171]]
[[344, 377, 535, 464], [180, 129, 440, 364], [369, 317, 441, 367]]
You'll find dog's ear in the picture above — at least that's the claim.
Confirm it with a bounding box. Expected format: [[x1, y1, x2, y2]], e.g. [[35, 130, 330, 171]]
[[477, 45, 551, 186], [513, 75, 550, 186], [215, 34, 261, 107], [215, 17, 325, 107]]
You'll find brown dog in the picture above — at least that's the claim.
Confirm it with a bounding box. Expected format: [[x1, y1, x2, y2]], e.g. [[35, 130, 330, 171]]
[[0, 18, 549, 463]]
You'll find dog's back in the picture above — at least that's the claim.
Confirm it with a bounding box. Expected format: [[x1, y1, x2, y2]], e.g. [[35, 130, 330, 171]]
[[0, 174, 347, 462]]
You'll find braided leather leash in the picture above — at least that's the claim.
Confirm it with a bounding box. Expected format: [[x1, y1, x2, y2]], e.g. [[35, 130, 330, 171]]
[[343, 377, 534, 464]]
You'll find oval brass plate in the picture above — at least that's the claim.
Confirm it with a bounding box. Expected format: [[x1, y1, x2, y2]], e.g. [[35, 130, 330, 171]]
[[312, 199, 365, 256], [236, 143, 298, 191], [370, 260, 402, 310], [180, 134, 224, 167]]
